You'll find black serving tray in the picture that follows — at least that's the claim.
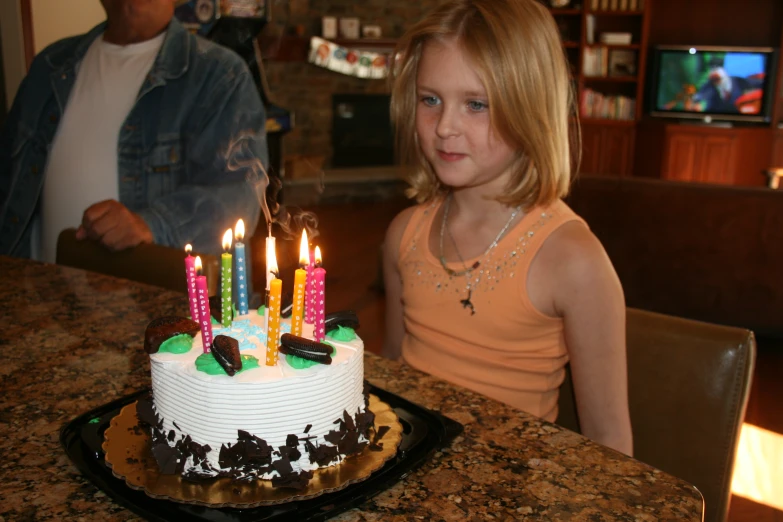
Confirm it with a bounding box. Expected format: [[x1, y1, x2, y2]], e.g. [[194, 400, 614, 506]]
[[60, 384, 463, 522]]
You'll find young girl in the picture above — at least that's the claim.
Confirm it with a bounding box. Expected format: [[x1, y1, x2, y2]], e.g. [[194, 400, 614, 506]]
[[383, 0, 633, 455]]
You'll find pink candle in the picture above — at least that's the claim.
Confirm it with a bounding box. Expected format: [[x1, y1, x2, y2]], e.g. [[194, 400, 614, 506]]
[[313, 247, 326, 342], [195, 256, 213, 353], [184, 245, 199, 322], [304, 248, 315, 324]]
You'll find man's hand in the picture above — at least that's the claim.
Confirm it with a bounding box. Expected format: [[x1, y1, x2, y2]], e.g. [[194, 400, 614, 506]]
[[75, 199, 154, 251]]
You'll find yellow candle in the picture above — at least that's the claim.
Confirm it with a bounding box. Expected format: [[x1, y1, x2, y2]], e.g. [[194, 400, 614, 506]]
[[266, 278, 282, 366], [291, 229, 310, 337]]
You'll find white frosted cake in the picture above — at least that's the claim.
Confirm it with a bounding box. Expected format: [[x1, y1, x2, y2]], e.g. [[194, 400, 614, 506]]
[[139, 310, 374, 488]]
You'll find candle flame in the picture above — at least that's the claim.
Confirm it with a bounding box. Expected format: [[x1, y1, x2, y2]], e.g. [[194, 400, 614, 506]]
[[315, 246, 322, 266], [195, 255, 203, 275], [299, 229, 310, 267], [267, 239, 278, 276], [222, 229, 233, 252], [185, 244, 192, 254], [235, 219, 245, 242]]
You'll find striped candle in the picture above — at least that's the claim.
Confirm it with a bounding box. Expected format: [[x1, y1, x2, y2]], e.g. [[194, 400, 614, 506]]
[[195, 256, 213, 353], [313, 247, 326, 342], [266, 277, 282, 366], [234, 219, 249, 316], [220, 229, 233, 328], [291, 229, 309, 337], [304, 248, 315, 324], [184, 245, 198, 322]]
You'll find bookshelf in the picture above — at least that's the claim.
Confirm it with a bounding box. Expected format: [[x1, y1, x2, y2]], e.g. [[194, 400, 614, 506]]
[[549, 0, 651, 176]]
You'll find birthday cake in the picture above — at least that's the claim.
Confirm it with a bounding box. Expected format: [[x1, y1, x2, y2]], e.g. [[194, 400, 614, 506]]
[[139, 309, 379, 488]]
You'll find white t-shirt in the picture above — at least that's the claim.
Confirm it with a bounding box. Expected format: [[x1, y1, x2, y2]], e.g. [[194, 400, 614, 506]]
[[38, 31, 165, 263]]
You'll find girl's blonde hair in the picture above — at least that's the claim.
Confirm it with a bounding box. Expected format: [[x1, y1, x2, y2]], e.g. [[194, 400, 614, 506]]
[[390, 0, 579, 208]]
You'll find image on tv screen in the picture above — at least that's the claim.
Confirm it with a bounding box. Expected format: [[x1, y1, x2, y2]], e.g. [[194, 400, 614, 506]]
[[655, 50, 769, 115]]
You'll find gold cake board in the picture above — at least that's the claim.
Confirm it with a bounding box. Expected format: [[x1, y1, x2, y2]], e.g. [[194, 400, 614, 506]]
[[102, 394, 402, 508]]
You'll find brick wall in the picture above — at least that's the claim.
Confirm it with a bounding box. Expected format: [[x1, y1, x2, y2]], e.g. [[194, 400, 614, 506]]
[[263, 0, 440, 167]]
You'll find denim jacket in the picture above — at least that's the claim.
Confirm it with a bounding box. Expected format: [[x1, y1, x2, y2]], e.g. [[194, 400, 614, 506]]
[[0, 18, 267, 258]]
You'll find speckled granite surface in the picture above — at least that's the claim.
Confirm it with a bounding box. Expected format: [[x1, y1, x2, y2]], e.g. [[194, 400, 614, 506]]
[[0, 256, 703, 521]]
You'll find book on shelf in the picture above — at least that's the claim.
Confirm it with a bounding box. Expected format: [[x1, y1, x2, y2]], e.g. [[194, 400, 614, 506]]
[[580, 88, 636, 120], [582, 46, 609, 77]]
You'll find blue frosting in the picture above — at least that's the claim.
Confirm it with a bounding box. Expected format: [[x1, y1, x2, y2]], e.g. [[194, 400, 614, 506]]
[[213, 318, 292, 350]]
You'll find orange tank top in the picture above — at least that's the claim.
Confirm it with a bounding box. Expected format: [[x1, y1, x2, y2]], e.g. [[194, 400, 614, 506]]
[[398, 197, 586, 422]]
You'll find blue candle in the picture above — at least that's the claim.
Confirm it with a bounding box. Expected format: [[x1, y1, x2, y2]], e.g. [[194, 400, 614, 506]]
[[234, 219, 249, 316]]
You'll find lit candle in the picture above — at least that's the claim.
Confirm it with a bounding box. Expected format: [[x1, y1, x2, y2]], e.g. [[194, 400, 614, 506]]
[[264, 224, 275, 331], [265, 242, 281, 366], [220, 229, 233, 328], [234, 218, 249, 316], [184, 244, 199, 322], [291, 230, 309, 337], [304, 247, 315, 325], [195, 256, 213, 353], [313, 246, 326, 342]]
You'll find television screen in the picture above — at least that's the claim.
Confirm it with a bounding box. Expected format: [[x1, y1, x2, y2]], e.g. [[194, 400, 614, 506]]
[[651, 46, 777, 123]]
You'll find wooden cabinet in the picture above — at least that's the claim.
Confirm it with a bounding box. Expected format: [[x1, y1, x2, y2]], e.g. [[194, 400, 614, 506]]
[[580, 123, 635, 176], [663, 132, 736, 183], [635, 121, 772, 186]]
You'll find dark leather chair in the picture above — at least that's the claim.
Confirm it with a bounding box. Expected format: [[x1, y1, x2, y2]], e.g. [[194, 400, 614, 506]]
[[55, 228, 220, 295], [557, 308, 756, 522]]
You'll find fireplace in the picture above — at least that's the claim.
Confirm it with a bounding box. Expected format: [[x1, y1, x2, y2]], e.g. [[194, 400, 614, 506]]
[[331, 94, 394, 168]]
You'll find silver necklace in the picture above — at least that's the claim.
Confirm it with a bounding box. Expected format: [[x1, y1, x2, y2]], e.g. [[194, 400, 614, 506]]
[[438, 192, 521, 315]]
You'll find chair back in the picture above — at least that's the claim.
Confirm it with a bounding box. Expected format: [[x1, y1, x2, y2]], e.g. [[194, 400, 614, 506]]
[[55, 228, 219, 295], [556, 308, 755, 522]]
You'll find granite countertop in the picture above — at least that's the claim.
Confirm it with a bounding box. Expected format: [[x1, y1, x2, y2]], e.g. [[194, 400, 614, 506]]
[[0, 256, 703, 521]]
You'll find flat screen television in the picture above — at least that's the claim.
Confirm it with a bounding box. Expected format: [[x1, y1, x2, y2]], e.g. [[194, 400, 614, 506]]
[[649, 45, 778, 124]]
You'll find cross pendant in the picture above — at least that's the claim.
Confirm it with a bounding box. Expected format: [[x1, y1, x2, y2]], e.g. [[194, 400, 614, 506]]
[[460, 289, 475, 315]]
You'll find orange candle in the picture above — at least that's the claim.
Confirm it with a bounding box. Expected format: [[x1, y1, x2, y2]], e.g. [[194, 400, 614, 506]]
[[265, 242, 281, 366], [266, 278, 282, 366], [291, 230, 309, 337]]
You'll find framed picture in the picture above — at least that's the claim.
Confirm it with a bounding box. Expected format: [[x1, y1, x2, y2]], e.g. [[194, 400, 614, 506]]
[[608, 49, 637, 77]]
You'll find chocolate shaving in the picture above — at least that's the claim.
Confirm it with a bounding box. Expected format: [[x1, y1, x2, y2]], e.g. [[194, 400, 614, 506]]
[[304, 424, 312, 434], [309, 444, 339, 467], [152, 443, 183, 475], [343, 410, 356, 431], [136, 398, 163, 430], [272, 456, 293, 476], [324, 429, 342, 445], [272, 470, 313, 490]]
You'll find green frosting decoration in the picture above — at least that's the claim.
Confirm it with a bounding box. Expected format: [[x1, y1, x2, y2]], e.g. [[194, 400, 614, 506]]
[[326, 325, 356, 342], [159, 334, 194, 354], [286, 342, 336, 369], [88, 417, 100, 424], [257, 305, 265, 316], [211, 315, 220, 325], [195, 352, 260, 375]]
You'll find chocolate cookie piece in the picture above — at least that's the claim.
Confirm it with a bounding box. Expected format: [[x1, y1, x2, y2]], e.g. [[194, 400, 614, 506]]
[[324, 310, 359, 332], [145, 316, 200, 354], [278, 344, 333, 365], [280, 334, 332, 354], [211, 335, 242, 376]]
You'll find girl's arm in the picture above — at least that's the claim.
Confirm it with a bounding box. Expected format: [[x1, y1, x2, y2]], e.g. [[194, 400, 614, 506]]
[[533, 221, 633, 455], [382, 207, 415, 360]]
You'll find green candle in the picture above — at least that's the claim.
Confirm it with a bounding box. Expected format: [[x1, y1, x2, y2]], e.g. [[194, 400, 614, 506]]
[[221, 229, 233, 328]]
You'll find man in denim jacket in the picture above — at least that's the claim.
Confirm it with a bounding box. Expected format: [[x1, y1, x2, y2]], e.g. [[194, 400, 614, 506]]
[[0, 0, 267, 259]]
